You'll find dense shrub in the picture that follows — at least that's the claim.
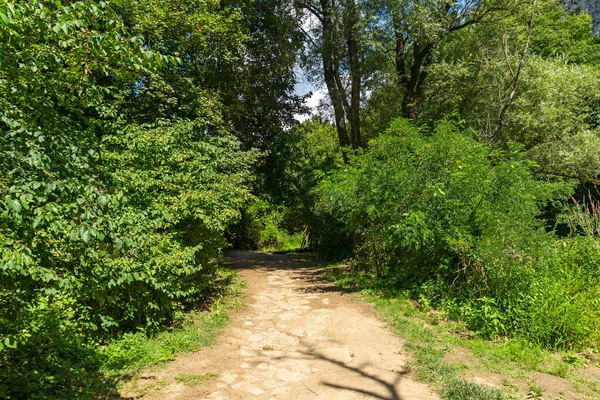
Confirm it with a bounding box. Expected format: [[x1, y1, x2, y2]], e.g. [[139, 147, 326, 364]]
[[312, 118, 600, 350], [314, 118, 571, 280], [0, 2, 256, 397], [230, 117, 343, 253], [228, 200, 304, 251], [98, 120, 256, 333]]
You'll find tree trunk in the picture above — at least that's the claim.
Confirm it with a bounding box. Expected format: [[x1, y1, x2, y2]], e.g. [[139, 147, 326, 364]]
[[320, 0, 351, 162], [400, 42, 433, 120], [345, 0, 361, 149]]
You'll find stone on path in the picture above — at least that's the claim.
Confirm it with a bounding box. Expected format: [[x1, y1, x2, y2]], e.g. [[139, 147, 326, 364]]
[[123, 251, 440, 400]]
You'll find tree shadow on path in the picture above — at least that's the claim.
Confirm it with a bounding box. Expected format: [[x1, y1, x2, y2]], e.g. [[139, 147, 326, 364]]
[[226, 251, 410, 400], [226, 250, 356, 295], [309, 349, 407, 400]]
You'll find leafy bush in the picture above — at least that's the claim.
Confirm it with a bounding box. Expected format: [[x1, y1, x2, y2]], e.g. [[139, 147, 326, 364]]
[[97, 120, 256, 334], [0, 2, 256, 397], [312, 118, 600, 350], [228, 200, 303, 251], [314, 118, 571, 282]]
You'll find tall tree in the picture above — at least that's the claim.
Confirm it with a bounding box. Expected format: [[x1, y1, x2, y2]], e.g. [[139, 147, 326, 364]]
[[345, 0, 363, 148], [117, 0, 304, 148], [383, 0, 515, 120], [297, 0, 365, 157]]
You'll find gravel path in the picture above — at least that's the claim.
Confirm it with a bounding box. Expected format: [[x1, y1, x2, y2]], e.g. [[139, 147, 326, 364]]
[[133, 251, 439, 400]]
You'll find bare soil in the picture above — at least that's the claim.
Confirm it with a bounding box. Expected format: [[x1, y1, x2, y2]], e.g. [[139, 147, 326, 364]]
[[122, 251, 439, 399]]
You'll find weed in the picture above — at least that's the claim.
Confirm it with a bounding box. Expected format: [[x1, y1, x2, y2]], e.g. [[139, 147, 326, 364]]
[[442, 379, 512, 400], [501, 379, 518, 390], [174, 373, 216, 386], [563, 353, 588, 368], [527, 383, 545, 398]]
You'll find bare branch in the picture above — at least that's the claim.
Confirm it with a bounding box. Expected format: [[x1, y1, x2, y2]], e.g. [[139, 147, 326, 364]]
[[502, 36, 516, 78], [296, 2, 324, 25], [298, 24, 319, 50], [492, 0, 538, 141]]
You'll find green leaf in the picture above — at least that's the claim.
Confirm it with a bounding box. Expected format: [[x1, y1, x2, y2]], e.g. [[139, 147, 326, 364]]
[[10, 200, 21, 213], [4, 338, 17, 349], [0, 6, 9, 25]]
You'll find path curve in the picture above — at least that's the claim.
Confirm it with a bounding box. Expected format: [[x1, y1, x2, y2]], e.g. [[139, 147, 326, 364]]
[[136, 251, 439, 400]]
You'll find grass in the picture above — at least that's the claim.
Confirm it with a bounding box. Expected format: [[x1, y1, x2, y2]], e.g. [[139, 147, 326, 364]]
[[258, 232, 304, 252], [174, 372, 216, 386], [366, 291, 519, 400], [442, 380, 511, 400], [293, 254, 600, 400], [100, 266, 244, 387]]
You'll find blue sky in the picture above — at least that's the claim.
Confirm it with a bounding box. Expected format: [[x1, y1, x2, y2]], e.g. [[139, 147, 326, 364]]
[[293, 67, 327, 122]]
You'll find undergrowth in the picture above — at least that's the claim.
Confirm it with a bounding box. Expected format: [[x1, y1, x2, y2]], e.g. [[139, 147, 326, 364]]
[[100, 267, 244, 376], [307, 256, 600, 400], [1, 266, 243, 399]]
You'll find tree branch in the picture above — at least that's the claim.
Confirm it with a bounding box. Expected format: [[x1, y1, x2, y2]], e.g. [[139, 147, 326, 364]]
[[298, 24, 319, 50], [492, 0, 538, 141], [296, 2, 324, 25]]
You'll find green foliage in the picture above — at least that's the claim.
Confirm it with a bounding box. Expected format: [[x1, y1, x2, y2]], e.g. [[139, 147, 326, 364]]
[[116, 0, 247, 122], [314, 118, 571, 280], [515, 236, 600, 350], [80, 120, 256, 335], [442, 380, 512, 400], [118, 0, 304, 145], [229, 200, 303, 251], [0, 2, 152, 395], [273, 118, 345, 254], [312, 118, 600, 350], [399, 1, 600, 182], [260, 116, 342, 205], [99, 267, 242, 374], [501, 57, 600, 180], [232, 117, 343, 252], [531, 2, 600, 64], [0, 1, 256, 397]]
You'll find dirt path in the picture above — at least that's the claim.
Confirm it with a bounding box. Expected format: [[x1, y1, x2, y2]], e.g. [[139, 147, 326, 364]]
[[131, 251, 439, 400]]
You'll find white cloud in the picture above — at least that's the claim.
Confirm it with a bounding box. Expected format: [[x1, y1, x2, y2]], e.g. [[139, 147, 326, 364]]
[[295, 86, 327, 122]]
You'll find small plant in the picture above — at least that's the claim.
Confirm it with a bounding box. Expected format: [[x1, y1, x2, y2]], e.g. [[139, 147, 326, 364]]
[[501, 379, 518, 390], [174, 373, 216, 386], [427, 311, 444, 326], [527, 383, 545, 399], [441, 379, 510, 400], [563, 353, 588, 368]]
